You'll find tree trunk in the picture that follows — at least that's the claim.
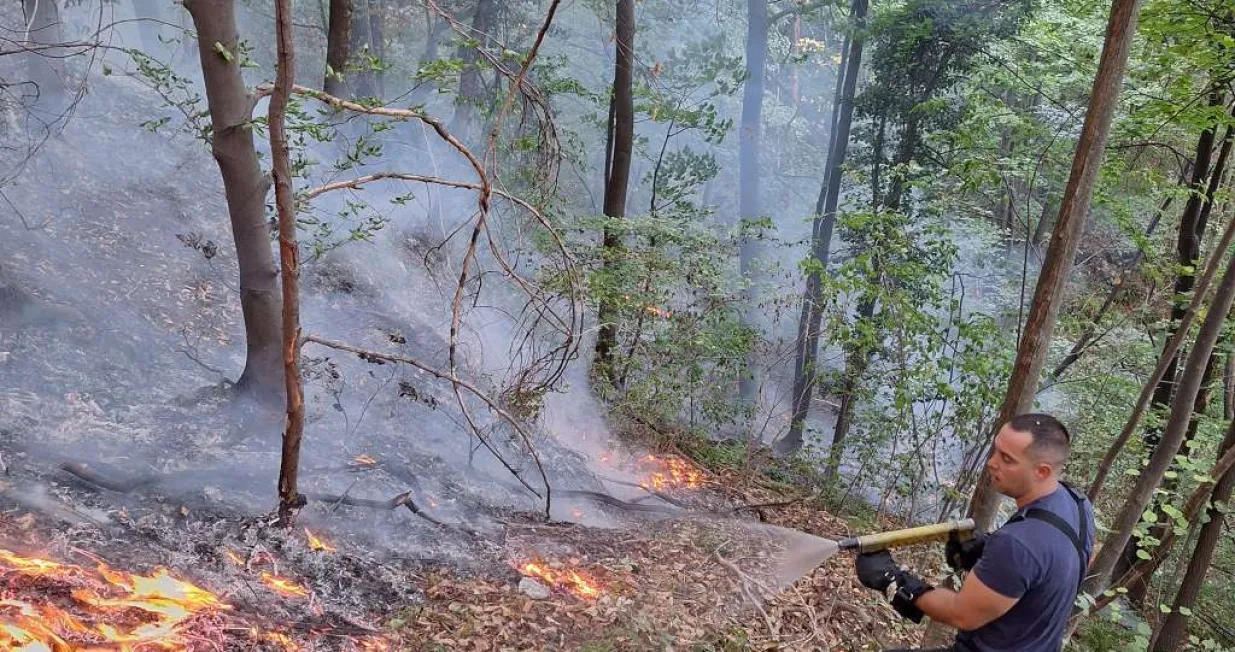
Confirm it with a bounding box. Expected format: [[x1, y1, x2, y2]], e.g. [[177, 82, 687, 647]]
[[368, 0, 386, 97], [1120, 349, 1220, 604], [593, 0, 635, 383], [22, 0, 63, 98], [826, 297, 874, 479], [1225, 351, 1235, 421], [1046, 171, 1183, 383], [1086, 241, 1235, 598], [451, 0, 498, 133], [966, 0, 1143, 532], [324, 0, 352, 96], [778, 0, 867, 456], [1114, 119, 1233, 591], [349, 0, 376, 98], [1030, 192, 1058, 249], [1150, 422, 1235, 652], [184, 0, 284, 401], [269, 0, 305, 525], [737, 0, 768, 409]]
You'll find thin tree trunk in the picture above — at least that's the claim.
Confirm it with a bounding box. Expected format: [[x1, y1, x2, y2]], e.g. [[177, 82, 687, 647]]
[[270, 0, 305, 525], [826, 297, 873, 480], [1086, 241, 1235, 599], [736, 0, 768, 409], [1225, 351, 1235, 421], [1088, 126, 1235, 502], [349, 0, 375, 98], [324, 0, 352, 96], [593, 0, 635, 383], [1121, 349, 1220, 604], [779, 0, 867, 456], [1030, 192, 1058, 249], [967, 0, 1143, 532], [1151, 423, 1235, 652], [451, 0, 498, 132], [1046, 175, 1181, 383], [22, 0, 63, 98], [184, 0, 284, 401]]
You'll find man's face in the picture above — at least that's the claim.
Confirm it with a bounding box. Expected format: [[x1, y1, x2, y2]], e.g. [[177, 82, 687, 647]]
[[986, 424, 1043, 499]]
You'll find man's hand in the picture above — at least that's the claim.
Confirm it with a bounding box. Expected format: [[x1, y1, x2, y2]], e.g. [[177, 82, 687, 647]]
[[854, 551, 934, 623], [945, 531, 988, 572]]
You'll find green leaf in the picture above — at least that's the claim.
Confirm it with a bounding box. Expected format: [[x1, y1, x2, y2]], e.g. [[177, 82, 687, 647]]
[[213, 41, 234, 62], [1160, 604, 1172, 614], [1136, 549, 1152, 561], [1179, 606, 1193, 616]]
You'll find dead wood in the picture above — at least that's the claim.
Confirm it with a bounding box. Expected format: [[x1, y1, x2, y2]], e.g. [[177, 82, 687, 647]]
[[59, 462, 157, 493], [557, 489, 679, 514]]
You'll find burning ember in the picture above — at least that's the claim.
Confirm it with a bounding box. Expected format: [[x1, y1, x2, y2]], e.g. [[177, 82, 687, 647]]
[[0, 548, 228, 650], [517, 561, 601, 599], [260, 572, 310, 599], [304, 529, 337, 553], [636, 454, 704, 491], [351, 455, 378, 467]]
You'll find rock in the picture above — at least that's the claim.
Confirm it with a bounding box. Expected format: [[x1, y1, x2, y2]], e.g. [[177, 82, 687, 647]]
[[518, 577, 551, 600]]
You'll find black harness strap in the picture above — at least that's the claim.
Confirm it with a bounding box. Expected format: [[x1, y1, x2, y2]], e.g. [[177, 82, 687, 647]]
[[1007, 484, 1089, 592]]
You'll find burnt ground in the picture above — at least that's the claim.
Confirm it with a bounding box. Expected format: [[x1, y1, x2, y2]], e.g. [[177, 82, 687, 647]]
[[0, 437, 938, 651]]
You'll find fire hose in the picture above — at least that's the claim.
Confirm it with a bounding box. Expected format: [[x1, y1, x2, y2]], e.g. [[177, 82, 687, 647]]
[[836, 518, 976, 553]]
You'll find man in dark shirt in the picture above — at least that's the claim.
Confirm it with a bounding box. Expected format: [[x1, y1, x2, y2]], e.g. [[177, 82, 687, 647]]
[[852, 413, 1096, 652]]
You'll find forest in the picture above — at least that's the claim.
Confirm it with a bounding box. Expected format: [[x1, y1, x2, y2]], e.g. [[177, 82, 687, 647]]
[[1, 0, 1234, 648]]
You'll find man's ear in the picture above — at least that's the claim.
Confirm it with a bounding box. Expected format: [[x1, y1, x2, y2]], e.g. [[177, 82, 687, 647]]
[[1035, 461, 1054, 480]]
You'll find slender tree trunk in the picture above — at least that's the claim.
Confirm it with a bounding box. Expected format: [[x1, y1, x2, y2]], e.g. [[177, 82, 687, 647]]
[[826, 297, 873, 479], [779, 0, 867, 456], [349, 0, 375, 98], [1030, 192, 1058, 249], [1086, 241, 1235, 598], [368, 0, 386, 97], [451, 0, 498, 133], [967, 0, 1143, 532], [1047, 171, 1183, 383], [324, 0, 352, 96], [22, 0, 63, 98], [1150, 422, 1235, 652], [270, 0, 305, 525], [593, 0, 635, 383], [184, 0, 284, 401], [1225, 351, 1235, 421], [736, 0, 768, 410], [1121, 349, 1220, 604]]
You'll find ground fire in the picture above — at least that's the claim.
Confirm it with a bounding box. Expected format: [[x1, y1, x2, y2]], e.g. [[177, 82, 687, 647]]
[[517, 561, 602, 599], [635, 454, 704, 491]]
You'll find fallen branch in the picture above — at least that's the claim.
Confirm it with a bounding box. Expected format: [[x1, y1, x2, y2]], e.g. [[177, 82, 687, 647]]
[[301, 334, 550, 515], [302, 491, 448, 528], [59, 462, 157, 493], [557, 489, 678, 514]]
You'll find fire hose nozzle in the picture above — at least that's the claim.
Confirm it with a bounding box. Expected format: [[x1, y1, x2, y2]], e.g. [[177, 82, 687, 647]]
[[837, 518, 976, 554]]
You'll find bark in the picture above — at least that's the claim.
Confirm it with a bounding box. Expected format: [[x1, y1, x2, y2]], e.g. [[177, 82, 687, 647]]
[[737, 0, 768, 407], [826, 297, 873, 480], [451, 0, 498, 132], [368, 0, 386, 97], [1225, 351, 1235, 421], [22, 0, 63, 97], [270, 0, 305, 525], [593, 0, 635, 383], [1030, 192, 1058, 249], [1151, 423, 1235, 652], [184, 0, 284, 400], [778, 0, 867, 456], [1086, 241, 1235, 599], [967, 0, 1143, 532], [324, 0, 352, 96], [1119, 350, 1220, 604]]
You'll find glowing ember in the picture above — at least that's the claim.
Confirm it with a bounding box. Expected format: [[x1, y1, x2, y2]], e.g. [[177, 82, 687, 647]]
[[518, 562, 601, 599], [352, 455, 378, 466], [304, 528, 337, 553], [252, 628, 300, 651], [260, 572, 310, 598], [225, 550, 246, 566], [636, 454, 704, 491], [0, 549, 228, 650], [571, 507, 586, 520]]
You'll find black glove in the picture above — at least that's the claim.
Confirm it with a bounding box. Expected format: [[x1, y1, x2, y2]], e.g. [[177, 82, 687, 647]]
[[945, 531, 988, 572], [854, 551, 934, 623]]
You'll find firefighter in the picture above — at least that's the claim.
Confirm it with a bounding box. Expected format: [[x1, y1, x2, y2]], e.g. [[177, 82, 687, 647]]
[[854, 413, 1096, 652]]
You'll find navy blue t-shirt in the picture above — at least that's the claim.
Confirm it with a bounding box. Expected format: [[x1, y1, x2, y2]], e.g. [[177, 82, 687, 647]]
[[954, 484, 1095, 652]]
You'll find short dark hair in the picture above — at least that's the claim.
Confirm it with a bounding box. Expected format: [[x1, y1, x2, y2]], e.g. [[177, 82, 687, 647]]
[[1007, 413, 1071, 467]]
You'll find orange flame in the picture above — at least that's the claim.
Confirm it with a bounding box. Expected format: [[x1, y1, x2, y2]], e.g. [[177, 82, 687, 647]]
[[260, 572, 310, 599], [0, 549, 229, 650], [304, 529, 337, 553], [636, 454, 703, 491], [518, 562, 601, 599], [352, 455, 378, 466]]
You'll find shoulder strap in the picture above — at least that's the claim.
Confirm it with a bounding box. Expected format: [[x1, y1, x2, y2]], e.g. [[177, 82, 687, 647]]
[[1008, 500, 1087, 592]]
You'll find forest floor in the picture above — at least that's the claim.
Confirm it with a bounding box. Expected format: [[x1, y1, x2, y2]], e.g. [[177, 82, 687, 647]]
[[0, 419, 940, 651]]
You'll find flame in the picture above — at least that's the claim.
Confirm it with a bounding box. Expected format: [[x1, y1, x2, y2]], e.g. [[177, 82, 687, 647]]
[[644, 305, 672, 319], [304, 529, 337, 553], [224, 550, 246, 566], [260, 572, 310, 599], [636, 454, 703, 491], [352, 455, 378, 466], [0, 549, 229, 651], [252, 628, 300, 651], [571, 507, 586, 520], [518, 562, 601, 599]]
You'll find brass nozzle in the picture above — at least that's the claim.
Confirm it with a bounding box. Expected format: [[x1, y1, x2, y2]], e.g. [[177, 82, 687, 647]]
[[838, 518, 976, 554]]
